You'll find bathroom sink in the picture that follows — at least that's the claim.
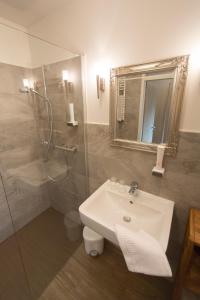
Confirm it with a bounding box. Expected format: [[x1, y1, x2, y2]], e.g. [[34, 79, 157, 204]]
[[79, 180, 174, 252]]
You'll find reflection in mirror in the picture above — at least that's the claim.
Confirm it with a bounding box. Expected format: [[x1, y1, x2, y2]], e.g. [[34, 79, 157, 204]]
[[141, 75, 173, 144], [111, 56, 189, 155], [116, 71, 174, 144]]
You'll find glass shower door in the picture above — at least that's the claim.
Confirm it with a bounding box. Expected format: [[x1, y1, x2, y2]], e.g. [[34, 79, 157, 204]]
[[42, 56, 88, 216], [0, 30, 88, 300], [0, 171, 31, 300]]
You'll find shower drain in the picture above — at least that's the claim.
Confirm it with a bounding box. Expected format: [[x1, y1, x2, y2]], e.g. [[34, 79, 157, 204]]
[[123, 215, 131, 222]]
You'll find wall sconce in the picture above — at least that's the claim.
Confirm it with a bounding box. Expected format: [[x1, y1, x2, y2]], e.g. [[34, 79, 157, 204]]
[[23, 78, 30, 88], [96, 75, 105, 99], [94, 60, 108, 99], [20, 78, 34, 92], [62, 71, 78, 127], [62, 70, 73, 93]]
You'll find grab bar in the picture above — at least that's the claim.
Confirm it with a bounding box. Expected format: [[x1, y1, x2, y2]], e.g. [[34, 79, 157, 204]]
[[54, 145, 77, 153]]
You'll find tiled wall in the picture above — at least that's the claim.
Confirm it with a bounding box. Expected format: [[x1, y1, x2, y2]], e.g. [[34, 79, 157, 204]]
[[86, 123, 200, 269], [0, 56, 88, 243], [0, 62, 51, 242], [0, 178, 14, 242], [32, 56, 88, 216]]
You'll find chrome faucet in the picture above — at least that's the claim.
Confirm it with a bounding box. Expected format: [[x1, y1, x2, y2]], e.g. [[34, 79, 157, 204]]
[[129, 181, 139, 195]]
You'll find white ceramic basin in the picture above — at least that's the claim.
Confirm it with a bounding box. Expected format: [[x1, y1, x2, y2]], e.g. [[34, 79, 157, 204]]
[[79, 180, 174, 252]]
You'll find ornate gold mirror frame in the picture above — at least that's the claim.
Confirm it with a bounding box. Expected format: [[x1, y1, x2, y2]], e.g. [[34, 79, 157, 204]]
[[110, 55, 189, 156]]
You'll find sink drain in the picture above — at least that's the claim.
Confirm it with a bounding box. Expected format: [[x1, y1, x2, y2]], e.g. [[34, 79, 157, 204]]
[[123, 216, 131, 222]]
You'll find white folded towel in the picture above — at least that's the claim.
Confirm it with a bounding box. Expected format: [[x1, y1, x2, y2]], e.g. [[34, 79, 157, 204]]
[[115, 224, 172, 277]]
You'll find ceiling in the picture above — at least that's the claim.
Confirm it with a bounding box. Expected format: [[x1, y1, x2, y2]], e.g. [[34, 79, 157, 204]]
[[0, 0, 69, 27]]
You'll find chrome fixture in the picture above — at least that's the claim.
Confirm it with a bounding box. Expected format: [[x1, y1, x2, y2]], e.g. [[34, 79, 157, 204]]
[[96, 75, 105, 99], [94, 61, 106, 99], [129, 181, 139, 195], [54, 144, 77, 153], [20, 69, 53, 161], [62, 70, 73, 93]]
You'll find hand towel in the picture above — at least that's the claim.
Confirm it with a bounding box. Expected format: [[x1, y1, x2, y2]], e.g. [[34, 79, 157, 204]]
[[115, 224, 172, 277]]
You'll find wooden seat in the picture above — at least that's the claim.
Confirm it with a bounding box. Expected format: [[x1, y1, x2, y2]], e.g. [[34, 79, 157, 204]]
[[173, 208, 200, 299]]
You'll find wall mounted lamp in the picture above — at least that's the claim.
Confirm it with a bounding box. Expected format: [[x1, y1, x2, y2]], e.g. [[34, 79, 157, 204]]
[[20, 78, 34, 92], [62, 70, 73, 93], [94, 60, 108, 99], [96, 75, 105, 99], [62, 70, 78, 127]]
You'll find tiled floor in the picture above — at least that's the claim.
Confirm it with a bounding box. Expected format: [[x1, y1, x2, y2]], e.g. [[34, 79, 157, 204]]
[[0, 208, 198, 300]]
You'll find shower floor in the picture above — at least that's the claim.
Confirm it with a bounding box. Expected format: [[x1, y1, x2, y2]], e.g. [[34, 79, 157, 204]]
[[0, 208, 173, 300], [0, 208, 81, 300]]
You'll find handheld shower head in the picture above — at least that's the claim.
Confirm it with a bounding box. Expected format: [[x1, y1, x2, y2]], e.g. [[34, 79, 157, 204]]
[[20, 73, 53, 161]]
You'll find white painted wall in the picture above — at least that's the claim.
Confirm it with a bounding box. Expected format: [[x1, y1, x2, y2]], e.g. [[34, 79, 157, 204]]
[[28, 0, 200, 132], [0, 17, 32, 68], [0, 17, 76, 69], [29, 36, 77, 68]]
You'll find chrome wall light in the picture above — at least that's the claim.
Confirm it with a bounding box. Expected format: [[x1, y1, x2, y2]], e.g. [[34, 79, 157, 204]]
[[94, 61, 107, 99], [62, 70, 73, 93], [96, 74, 105, 99], [62, 70, 78, 127], [20, 78, 34, 92]]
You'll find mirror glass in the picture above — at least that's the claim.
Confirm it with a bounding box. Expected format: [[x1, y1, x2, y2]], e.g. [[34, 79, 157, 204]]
[[116, 70, 174, 144], [110, 56, 189, 155]]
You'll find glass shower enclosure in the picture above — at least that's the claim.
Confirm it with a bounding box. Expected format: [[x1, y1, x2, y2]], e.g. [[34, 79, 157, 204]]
[[0, 24, 88, 300]]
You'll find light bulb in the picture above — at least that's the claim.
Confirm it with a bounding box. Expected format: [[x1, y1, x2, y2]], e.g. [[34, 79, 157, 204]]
[[23, 78, 29, 88], [22, 78, 34, 89], [62, 70, 69, 81]]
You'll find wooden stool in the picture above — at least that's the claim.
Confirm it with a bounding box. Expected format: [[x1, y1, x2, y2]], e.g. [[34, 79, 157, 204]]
[[173, 208, 200, 299]]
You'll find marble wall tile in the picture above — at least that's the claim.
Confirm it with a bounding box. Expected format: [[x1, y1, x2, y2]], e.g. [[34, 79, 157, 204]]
[[2, 170, 50, 232], [0, 146, 39, 171], [8, 191, 49, 231], [47, 169, 88, 215], [0, 201, 14, 243], [0, 121, 39, 153], [36, 56, 88, 215], [34, 56, 85, 155], [0, 62, 48, 242], [0, 63, 32, 94], [0, 177, 6, 205], [58, 171, 88, 202], [0, 57, 87, 243], [0, 94, 35, 122], [48, 182, 79, 214], [44, 57, 84, 125]]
